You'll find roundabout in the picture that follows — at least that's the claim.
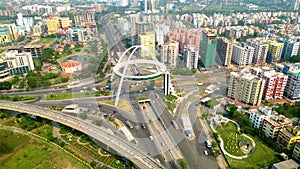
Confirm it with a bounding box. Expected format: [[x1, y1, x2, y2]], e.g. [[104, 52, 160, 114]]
[[113, 45, 167, 107]]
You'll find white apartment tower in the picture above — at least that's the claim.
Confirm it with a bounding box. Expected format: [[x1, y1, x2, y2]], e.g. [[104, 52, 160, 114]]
[[184, 45, 198, 70]]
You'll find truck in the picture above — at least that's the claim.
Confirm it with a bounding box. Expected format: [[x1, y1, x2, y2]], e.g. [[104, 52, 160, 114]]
[[125, 121, 134, 129]]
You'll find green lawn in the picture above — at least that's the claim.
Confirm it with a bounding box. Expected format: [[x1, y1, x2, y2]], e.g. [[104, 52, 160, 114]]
[[205, 98, 220, 108], [217, 122, 280, 168], [165, 101, 175, 112], [226, 137, 280, 169], [31, 38, 56, 45], [216, 122, 251, 156], [33, 125, 54, 140], [166, 94, 177, 102], [0, 129, 89, 169], [0, 95, 37, 102], [45, 92, 94, 100]]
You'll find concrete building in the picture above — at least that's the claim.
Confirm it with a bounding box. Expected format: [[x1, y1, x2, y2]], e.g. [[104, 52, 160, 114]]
[[2, 50, 35, 77], [138, 32, 155, 57], [135, 22, 152, 35], [66, 27, 86, 43], [249, 106, 272, 128], [33, 22, 46, 37], [6, 24, 19, 41], [293, 141, 300, 162], [231, 44, 255, 66], [162, 41, 179, 67], [271, 159, 299, 169], [59, 17, 71, 31], [262, 115, 293, 139], [200, 30, 217, 68], [16, 13, 34, 32], [291, 0, 300, 11], [164, 72, 170, 95], [74, 11, 95, 27], [129, 14, 140, 36], [251, 68, 288, 100], [0, 25, 12, 45], [184, 45, 198, 70], [74, 11, 97, 35], [284, 64, 300, 100], [61, 60, 82, 74], [154, 24, 170, 45], [46, 17, 60, 35], [277, 126, 300, 150], [247, 39, 269, 65], [227, 69, 265, 106], [266, 41, 284, 63], [282, 38, 300, 60], [216, 37, 234, 67], [24, 44, 44, 58], [165, 29, 201, 55]]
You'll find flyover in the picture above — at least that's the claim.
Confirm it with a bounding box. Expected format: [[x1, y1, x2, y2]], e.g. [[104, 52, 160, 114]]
[[0, 100, 164, 169]]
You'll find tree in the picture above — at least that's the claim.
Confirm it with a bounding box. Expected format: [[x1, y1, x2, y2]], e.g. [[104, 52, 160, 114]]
[[0, 81, 12, 90], [177, 159, 189, 169]]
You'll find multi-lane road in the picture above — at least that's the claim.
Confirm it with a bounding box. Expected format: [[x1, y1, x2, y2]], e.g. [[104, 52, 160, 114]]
[[0, 100, 164, 169]]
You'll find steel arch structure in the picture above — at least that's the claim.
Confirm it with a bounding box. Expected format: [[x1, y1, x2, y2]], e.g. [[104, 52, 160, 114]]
[[113, 45, 166, 107]]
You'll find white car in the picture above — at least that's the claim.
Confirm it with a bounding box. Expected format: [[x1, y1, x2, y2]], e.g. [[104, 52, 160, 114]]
[[204, 150, 208, 156], [149, 136, 154, 140]]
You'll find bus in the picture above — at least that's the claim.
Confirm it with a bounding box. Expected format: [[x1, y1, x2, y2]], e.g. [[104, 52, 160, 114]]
[[171, 120, 179, 129], [125, 121, 134, 129]]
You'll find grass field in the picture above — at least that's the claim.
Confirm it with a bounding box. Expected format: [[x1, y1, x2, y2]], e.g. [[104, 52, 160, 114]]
[[226, 137, 280, 169], [45, 92, 93, 100], [217, 122, 280, 168], [31, 38, 56, 45], [0, 129, 89, 169], [0, 95, 37, 102], [217, 122, 250, 156]]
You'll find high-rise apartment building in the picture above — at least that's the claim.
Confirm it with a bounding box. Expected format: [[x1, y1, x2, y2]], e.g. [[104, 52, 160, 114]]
[[165, 29, 201, 55], [251, 68, 288, 100], [46, 17, 60, 35], [262, 115, 293, 139], [74, 11, 97, 35], [275, 63, 300, 100], [184, 45, 198, 70], [162, 41, 179, 67], [247, 39, 269, 65], [277, 126, 300, 150], [0, 25, 12, 45], [231, 44, 255, 66], [282, 38, 300, 60], [59, 17, 71, 30], [227, 69, 265, 106], [200, 30, 217, 68], [216, 37, 234, 66], [138, 32, 155, 57], [266, 41, 284, 63]]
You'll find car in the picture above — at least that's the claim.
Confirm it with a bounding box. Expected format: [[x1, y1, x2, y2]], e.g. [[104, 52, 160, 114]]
[[143, 106, 146, 109], [149, 136, 154, 140], [139, 90, 142, 93], [204, 150, 208, 156], [141, 124, 146, 129]]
